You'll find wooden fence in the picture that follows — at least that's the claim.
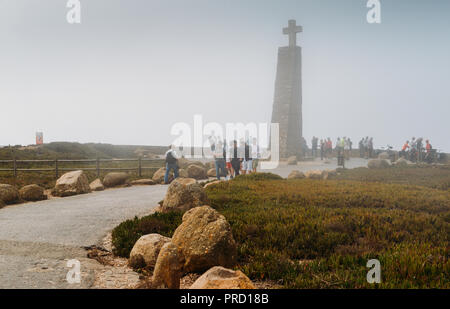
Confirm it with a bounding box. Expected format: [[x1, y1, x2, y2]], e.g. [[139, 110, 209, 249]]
[[0, 158, 163, 178]]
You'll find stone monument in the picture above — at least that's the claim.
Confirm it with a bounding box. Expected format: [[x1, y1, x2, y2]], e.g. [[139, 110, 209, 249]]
[[271, 20, 303, 158]]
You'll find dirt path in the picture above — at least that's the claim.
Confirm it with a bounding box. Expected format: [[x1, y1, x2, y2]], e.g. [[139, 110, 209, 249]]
[[0, 185, 167, 288]]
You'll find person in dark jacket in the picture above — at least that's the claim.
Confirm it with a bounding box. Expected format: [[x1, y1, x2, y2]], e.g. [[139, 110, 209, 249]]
[[164, 145, 179, 184]]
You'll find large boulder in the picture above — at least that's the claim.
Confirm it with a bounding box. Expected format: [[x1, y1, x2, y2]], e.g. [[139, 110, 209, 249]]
[[207, 168, 216, 177], [89, 179, 104, 191], [304, 170, 323, 179], [131, 179, 156, 186], [172, 206, 237, 273], [204, 180, 221, 189], [205, 162, 215, 170], [378, 152, 390, 160], [53, 170, 91, 197], [178, 159, 205, 170], [189, 161, 205, 168], [0, 184, 20, 204], [190, 266, 255, 289], [179, 169, 188, 178], [287, 170, 305, 179], [187, 165, 207, 180], [321, 169, 337, 180], [177, 158, 190, 169], [152, 242, 183, 289], [172, 178, 196, 186], [161, 181, 208, 213], [395, 158, 410, 167], [129, 234, 171, 269], [152, 167, 173, 184], [19, 184, 46, 201], [103, 172, 129, 188], [368, 159, 391, 169], [287, 156, 297, 165]]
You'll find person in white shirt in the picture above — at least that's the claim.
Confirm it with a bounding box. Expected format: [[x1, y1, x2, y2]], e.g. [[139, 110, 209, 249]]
[[251, 138, 260, 173]]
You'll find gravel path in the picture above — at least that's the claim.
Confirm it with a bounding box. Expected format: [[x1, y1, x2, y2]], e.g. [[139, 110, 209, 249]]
[[0, 185, 167, 288]]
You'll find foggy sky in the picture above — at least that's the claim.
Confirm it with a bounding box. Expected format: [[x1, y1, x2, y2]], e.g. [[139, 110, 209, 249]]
[[0, 0, 449, 151]]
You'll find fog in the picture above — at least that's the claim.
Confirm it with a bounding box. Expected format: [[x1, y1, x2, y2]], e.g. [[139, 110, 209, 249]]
[[0, 0, 449, 151]]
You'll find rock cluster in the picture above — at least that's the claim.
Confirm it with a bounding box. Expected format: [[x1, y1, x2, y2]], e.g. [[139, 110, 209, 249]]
[[187, 165, 207, 180], [171, 206, 237, 273], [103, 172, 129, 188], [129, 234, 171, 269], [368, 159, 391, 169], [129, 206, 241, 289], [190, 266, 255, 289], [53, 170, 91, 197], [0, 184, 20, 204], [161, 180, 208, 213], [89, 179, 105, 191], [19, 184, 46, 201], [287, 170, 305, 179]]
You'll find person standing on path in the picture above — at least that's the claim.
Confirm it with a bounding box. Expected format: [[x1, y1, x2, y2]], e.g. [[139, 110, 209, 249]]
[[226, 140, 234, 179], [164, 145, 179, 184], [251, 137, 260, 173], [231, 140, 242, 177], [213, 140, 227, 180], [242, 140, 253, 175], [320, 139, 324, 161], [368, 137, 374, 159]]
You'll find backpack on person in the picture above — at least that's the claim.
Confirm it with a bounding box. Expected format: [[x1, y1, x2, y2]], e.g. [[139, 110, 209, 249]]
[[166, 150, 177, 164]]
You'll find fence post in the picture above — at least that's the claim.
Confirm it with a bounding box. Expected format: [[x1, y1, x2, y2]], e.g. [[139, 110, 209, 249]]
[[96, 157, 100, 178], [13, 158, 17, 177], [55, 159, 59, 179], [138, 157, 142, 177]]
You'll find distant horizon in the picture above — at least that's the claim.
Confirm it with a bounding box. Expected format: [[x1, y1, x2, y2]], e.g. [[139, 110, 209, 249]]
[[1, 0, 449, 151], [1, 140, 448, 154]]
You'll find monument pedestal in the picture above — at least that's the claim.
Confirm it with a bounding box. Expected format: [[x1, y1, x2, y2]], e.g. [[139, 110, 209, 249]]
[[271, 45, 303, 158]]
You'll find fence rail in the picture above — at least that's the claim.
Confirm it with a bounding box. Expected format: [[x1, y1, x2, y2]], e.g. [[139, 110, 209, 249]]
[[0, 158, 163, 178]]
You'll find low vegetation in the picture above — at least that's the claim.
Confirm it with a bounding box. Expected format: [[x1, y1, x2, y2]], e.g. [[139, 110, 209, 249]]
[[112, 167, 449, 289], [330, 164, 450, 191], [0, 142, 166, 160], [207, 174, 449, 288], [112, 211, 183, 257]]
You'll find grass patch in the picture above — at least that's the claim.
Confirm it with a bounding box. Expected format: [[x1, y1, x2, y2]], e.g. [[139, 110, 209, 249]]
[[205, 173, 449, 288], [330, 165, 450, 191], [111, 211, 183, 257], [111, 169, 449, 288]]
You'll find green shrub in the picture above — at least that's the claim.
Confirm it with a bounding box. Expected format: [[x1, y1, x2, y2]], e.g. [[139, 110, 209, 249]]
[[233, 172, 283, 181], [111, 211, 183, 257]]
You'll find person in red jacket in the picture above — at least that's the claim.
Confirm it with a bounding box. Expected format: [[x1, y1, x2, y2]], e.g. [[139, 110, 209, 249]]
[[425, 140, 432, 153], [400, 141, 410, 159]]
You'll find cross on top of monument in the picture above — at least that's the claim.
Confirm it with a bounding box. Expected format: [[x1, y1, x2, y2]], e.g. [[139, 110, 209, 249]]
[[283, 19, 303, 47]]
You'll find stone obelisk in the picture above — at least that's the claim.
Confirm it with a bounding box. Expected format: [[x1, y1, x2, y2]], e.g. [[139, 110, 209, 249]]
[[271, 20, 303, 158]]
